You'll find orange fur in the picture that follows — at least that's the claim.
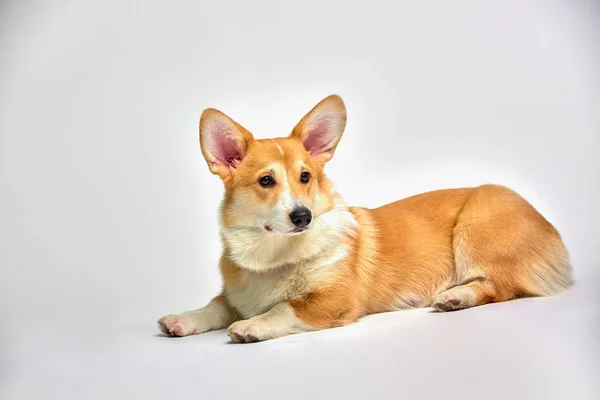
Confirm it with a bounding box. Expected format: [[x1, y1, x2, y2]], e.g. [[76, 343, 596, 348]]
[[289, 185, 572, 327], [157, 95, 572, 342]]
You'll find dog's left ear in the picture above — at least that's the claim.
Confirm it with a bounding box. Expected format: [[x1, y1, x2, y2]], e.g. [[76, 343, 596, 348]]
[[289, 95, 347, 163]]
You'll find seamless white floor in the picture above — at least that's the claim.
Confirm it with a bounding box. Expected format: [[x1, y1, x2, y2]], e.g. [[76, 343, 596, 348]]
[[1, 1, 599, 399], [2, 275, 599, 400]]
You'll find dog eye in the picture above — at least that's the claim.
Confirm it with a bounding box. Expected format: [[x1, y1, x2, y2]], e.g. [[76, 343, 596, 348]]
[[300, 171, 311, 184], [259, 176, 275, 188]]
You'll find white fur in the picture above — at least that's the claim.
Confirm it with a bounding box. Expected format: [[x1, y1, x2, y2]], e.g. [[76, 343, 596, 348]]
[[157, 298, 235, 336], [225, 242, 352, 319], [267, 163, 299, 233], [228, 302, 312, 342], [272, 139, 284, 156]]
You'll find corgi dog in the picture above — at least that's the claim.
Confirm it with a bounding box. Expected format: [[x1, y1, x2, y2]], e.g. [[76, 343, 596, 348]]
[[158, 95, 573, 343]]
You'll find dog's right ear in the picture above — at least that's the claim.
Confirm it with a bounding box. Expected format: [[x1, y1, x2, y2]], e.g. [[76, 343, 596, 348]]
[[199, 109, 255, 181]]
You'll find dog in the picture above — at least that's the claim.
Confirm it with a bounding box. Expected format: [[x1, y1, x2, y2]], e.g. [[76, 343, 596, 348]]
[[158, 94, 573, 343]]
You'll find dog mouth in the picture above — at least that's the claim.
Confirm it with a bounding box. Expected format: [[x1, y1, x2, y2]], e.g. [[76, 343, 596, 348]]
[[289, 227, 307, 234], [264, 225, 308, 235]]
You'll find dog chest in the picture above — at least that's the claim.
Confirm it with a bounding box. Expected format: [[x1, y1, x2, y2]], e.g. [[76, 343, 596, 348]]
[[225, 265, 309, 319]]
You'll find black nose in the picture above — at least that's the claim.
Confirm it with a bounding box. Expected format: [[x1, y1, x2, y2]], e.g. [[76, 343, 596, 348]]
[[289, 207, 312, 228]]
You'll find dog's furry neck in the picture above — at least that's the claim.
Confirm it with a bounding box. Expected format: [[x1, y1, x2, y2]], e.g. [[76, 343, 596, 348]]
[[220, 193, 358, 272]]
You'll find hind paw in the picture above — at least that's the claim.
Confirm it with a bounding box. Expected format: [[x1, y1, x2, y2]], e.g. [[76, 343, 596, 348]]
[[432, 286, 477, 312], [432, 296, 464, 311]]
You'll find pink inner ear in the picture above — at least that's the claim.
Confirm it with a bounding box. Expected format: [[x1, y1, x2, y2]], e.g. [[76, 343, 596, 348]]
[[210, 125, 243, 169], [303, 120, 335, 156]]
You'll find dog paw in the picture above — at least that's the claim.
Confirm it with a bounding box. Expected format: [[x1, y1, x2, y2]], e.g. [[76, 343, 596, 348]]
[[432, 285, 478, 312], [157, 314, 201, 337], [227, 320, 267, 343], [432, 296, 463, 312], [432, 286, 477, 312]]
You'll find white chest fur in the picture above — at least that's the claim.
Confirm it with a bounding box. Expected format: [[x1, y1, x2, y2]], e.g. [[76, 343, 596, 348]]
[[225, 243, 351, 318], [221, 200, 358, 319]]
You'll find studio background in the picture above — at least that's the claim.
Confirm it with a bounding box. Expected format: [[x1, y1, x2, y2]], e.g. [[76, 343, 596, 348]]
[[1, 1, 599, 399]]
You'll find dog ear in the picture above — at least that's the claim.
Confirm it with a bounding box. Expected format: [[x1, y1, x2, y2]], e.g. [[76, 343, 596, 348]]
[[289, 95, 347, 163], [199, 109, 255, 181]]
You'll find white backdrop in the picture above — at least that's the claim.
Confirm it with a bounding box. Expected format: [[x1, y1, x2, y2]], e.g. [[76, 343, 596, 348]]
[[1, 1, 599, 399]]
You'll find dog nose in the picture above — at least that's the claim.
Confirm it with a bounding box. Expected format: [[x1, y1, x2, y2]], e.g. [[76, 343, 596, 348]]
[[289, 207, 312, 228]]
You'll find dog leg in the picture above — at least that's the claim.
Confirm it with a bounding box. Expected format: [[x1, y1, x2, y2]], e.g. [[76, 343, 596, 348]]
[[228, 289, 356, 343], [227, 302, 312, 343], [432, 279, 496, 312], [158, 294, 239, 337]]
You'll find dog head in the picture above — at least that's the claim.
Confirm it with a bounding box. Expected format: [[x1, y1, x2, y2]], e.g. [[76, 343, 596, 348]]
[[199, 95, 346, 235]]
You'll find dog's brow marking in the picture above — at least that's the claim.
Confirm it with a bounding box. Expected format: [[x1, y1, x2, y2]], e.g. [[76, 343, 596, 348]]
[[272, 139, 284, 156]]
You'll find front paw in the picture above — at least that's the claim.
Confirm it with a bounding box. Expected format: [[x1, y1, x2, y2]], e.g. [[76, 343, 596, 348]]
[[227, 320, 269, 343], [157, 314, 202, 337]]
